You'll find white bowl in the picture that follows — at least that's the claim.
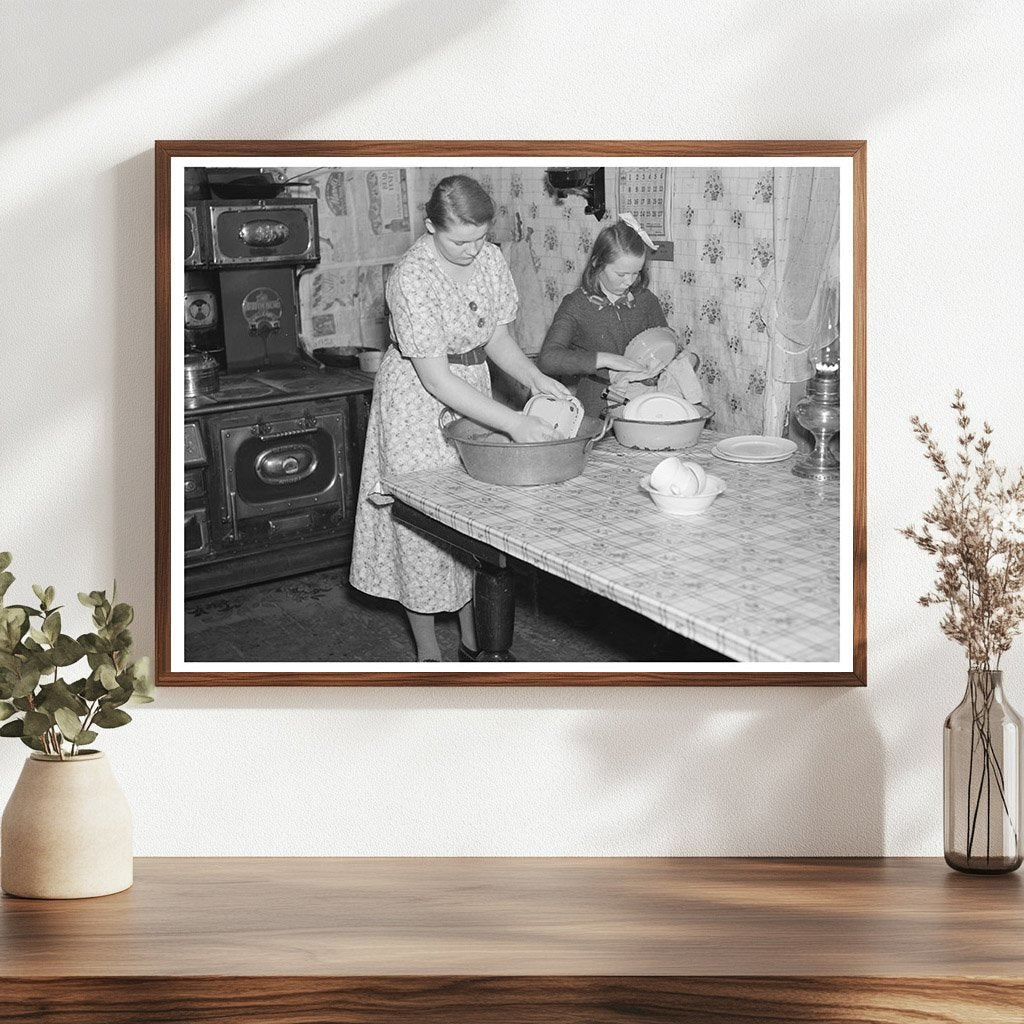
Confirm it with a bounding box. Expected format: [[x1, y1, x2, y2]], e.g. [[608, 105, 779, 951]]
[[640, 473, 726, 515], [358, 349, 382, 373], [611, 403, 711, 450], [624, 327, 679, 374]]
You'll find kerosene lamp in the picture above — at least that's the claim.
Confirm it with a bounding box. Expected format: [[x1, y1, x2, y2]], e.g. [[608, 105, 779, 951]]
[[792, 361, 840, 481], [792, 285, 840, 481]]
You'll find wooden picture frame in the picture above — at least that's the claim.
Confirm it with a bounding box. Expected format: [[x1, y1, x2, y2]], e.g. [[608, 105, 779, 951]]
[[156, 141, 866, 686]]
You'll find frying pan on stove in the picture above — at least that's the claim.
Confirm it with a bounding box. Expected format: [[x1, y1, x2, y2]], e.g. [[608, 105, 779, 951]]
[[312, 347, 360, 369]]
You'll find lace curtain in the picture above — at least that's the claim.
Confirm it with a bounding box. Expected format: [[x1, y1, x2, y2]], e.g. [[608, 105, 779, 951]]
[[762, 167, 841, 435]]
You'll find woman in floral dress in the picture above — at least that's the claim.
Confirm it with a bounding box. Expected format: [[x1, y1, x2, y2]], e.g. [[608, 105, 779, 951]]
[[349, 176, 570, 662]]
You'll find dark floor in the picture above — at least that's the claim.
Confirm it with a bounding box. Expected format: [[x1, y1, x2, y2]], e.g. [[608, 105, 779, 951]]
[[184, 562, 732, 664]]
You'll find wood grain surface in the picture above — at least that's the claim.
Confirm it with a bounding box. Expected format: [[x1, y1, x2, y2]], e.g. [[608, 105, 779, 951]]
[[2, 857, 1022, 1022], [155, 139, 867, 688]]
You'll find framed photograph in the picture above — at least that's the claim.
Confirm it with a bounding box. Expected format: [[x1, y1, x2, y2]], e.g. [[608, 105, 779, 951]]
[[156, 141, 865, 686]]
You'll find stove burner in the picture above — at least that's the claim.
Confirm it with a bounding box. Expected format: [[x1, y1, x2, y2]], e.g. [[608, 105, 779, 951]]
[[215, 378, 281, 401]]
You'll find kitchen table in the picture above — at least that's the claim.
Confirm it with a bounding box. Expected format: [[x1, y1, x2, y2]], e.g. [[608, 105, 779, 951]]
[[383, 431, 841, 666]]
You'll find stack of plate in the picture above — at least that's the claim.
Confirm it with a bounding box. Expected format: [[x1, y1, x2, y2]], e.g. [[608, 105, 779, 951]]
[[621, 392, 699, 422], [712, 436, 797, 464]]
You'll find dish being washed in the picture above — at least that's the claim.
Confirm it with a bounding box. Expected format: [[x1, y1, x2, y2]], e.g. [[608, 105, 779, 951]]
[[623, 326, 679, 376], [522, 395, 585, 439]]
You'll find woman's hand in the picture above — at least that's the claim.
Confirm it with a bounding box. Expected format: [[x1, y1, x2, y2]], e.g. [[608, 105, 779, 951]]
[[526, 367, 573, 400], [509, 414, 560, 444]]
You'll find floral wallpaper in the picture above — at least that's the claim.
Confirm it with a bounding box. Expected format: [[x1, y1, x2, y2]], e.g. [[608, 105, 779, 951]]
[[305, 165, 834, 437]]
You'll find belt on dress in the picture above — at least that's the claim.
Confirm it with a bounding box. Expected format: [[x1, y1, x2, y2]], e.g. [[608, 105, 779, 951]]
[[448, 345, 488, 366]]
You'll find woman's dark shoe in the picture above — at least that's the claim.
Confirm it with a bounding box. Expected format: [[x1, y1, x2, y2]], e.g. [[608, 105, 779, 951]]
[[457, 642, 480, 662]]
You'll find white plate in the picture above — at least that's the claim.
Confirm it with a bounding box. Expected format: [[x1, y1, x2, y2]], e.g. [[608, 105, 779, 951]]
[[523, 395, 584, 438], [712, 436, 797, 463], [623, 392, 695, 422]]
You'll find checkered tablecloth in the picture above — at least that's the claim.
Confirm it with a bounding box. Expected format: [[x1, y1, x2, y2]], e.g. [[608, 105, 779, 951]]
[[382, 432, 840, 663]]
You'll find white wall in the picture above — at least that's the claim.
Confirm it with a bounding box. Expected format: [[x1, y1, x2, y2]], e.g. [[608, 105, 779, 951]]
[[1, 0, 1022, 855]]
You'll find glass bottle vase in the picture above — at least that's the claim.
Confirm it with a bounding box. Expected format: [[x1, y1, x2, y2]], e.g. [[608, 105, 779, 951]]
[[943, 669, 1023, 873]]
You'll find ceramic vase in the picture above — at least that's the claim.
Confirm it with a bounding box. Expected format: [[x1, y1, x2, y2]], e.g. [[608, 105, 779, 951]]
[[1, 751, 133, 899], [943, 669, 1023, 874]]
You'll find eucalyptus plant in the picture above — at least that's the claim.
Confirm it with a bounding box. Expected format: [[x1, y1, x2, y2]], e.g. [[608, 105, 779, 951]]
[[0, 552, 153, 759]]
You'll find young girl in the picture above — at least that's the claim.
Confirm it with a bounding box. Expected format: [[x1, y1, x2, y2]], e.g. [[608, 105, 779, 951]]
[[349, 175, 570, 662], [538, 214, 668, 419]]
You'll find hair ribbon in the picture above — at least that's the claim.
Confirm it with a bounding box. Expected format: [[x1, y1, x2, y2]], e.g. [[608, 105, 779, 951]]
[[618, 211, 659, 251]]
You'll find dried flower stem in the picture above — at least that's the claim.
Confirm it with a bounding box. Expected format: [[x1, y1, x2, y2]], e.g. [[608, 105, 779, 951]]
[[903, 392, 1024, 867]]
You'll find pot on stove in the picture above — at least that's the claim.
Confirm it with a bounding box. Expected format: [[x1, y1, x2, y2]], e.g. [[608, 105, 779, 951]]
[[184, 351, 220, 400]]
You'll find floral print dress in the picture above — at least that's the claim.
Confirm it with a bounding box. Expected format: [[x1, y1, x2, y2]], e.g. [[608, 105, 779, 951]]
[[349, 234, 519, 613]]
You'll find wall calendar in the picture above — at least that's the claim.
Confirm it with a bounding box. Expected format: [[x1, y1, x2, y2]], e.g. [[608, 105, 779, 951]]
[[616, 167, 671, 239]]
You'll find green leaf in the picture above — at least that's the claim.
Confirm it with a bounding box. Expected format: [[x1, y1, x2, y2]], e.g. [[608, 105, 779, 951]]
[[92, 705, 132, 729], [36, 678, 88, 717], [54, 707, 85, 742], [74, 730, 98, 746], [110, 603, 134, 630], [104, 685, 132, 708], [50, 634, 85, 667], [44, 586, 55, 608], [78, 591, 100, 608], [19, 735, 45, 752], [11, 665, 41, 699], [0, 701, 15, 722], [0, 552, 11, 573], [98, 664, 118, 691], [22, 710, 51, 738], [28, 627, 49, 646], [127, 657, 154, 698], [32, 584, 48, 609], [42, 611, 61, 644], [0, 571, 14, 602], [83, 675, 108, 701], [0, 606, 27, 651], [78, 633, 112, 655], [0, 719, 24, 737], [7, 604, 42, 619]]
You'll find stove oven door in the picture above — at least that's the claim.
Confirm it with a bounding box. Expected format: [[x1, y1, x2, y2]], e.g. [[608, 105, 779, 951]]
[[215, 404, 346, 549]]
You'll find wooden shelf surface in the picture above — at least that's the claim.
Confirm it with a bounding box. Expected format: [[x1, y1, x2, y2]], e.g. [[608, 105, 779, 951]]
[[2, 856, 1023, 1023]]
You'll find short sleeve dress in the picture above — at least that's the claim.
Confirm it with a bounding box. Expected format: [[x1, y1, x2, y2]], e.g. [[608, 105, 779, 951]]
[[348, 234, 519, 614]]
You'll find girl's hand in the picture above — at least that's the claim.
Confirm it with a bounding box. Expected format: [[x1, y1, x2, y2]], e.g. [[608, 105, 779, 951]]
[[509, 414, 559, 444], [597, 353, 648, 374], [527, 367, 573, 401]]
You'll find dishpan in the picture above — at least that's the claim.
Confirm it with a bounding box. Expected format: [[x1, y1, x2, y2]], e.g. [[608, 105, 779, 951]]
[[441, 409, 612, 486], [640, 473, 726, 516], [612, 403, 712, 450]]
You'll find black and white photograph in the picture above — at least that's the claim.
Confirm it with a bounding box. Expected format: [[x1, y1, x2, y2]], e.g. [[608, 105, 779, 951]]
[[159, 144, 864, 685]]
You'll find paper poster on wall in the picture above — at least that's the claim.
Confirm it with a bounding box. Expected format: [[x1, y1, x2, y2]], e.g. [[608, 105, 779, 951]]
[[299, 263, 392, 350], [616, 167, 671, 239], [307, 169, 412, 262]]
